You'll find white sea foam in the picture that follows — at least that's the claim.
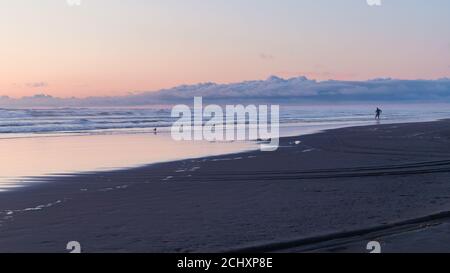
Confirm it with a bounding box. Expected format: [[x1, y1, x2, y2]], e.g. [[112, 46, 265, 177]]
[[1, 104, 449, 138]]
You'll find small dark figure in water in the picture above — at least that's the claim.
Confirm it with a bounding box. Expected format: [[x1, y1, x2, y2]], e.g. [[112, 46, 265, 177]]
[[153, 128, 157, 134], [375, 107, 382, 120]]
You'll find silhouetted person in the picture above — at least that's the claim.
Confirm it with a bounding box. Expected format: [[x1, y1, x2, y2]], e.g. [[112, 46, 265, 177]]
[[153, 128, 157, 134], [375, 107, 382, 120]]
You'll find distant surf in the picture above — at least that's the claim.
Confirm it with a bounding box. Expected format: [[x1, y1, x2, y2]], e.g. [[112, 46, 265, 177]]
[[1, 103, 450, 138]]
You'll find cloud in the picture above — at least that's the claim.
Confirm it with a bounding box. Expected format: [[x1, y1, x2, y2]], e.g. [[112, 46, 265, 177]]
[[149, 76, 450, 103], [26, 82, 48, 88], [259, 53, 274, 60], [1, 76, 450, 107]]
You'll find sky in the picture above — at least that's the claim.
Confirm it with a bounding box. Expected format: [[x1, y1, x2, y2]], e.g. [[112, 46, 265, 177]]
[[1, 0, 450, 98]]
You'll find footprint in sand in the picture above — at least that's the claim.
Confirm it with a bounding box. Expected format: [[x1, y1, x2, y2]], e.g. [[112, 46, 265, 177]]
[[189, 167, 200, 172], [162, 176, 173, 181], [3, 200, 63, 217], [99, 187, 114, 192], [211, 158, 232, 162]]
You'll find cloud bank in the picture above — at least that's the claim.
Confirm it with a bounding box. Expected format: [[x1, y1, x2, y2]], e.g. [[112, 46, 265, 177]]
[[1, 76, 450, 107]]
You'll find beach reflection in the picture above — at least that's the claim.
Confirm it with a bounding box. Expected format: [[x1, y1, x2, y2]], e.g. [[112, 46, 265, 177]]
[[0, 133, 256, 191]]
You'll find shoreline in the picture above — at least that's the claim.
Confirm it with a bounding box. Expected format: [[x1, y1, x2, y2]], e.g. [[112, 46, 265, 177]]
[[1, 119, 450, 252], [0, 119, 413, 193], [1, 116, 447, 193]]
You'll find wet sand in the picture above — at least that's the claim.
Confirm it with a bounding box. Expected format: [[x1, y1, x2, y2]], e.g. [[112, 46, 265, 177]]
[[1, 120, 450, 253]]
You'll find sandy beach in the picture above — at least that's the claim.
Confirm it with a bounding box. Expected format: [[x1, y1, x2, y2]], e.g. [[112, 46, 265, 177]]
[[1, 120, 450, 253]]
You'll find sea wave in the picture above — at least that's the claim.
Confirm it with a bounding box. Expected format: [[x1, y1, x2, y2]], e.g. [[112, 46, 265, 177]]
[[1, 105, 450, 136]]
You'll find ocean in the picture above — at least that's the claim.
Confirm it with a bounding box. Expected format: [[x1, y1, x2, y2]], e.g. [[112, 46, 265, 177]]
[[1, 103, 449, 190], [1, 103, 449, 137]]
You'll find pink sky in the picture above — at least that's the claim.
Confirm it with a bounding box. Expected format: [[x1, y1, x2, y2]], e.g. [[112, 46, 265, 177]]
[[1, 0, 449, 98]]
